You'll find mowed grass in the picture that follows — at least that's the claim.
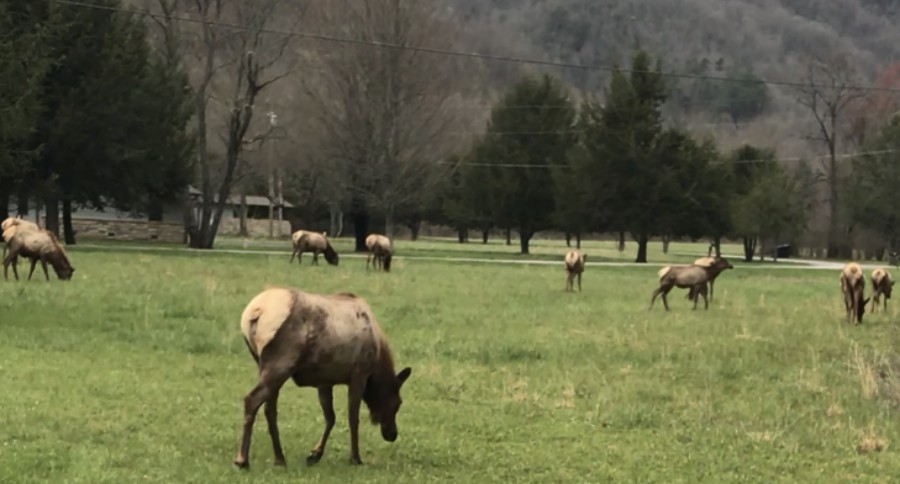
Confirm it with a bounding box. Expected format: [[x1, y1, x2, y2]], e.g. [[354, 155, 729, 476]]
[[1, 247, 900, 483], [88, 234, 762, 266]]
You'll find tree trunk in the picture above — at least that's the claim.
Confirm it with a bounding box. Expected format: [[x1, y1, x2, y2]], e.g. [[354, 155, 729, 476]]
[[662, 235, 670, 254], [328, 202, 343, 237], [409, 220, 421, 241], [62, 199, 76, 245], [0, 180, 9, 220], [44, 195, 59, 237], [16, 188, 29, 218], [148, 195, 164, 222], [576, 233, 581, 249], [635, 231, 649, 263], [482, 229, 489, 244], [714, 236, 722, 257], [351, 206, 369, 252], [826, 149, 840, 259], [519, 231, 532, 255], [182, 188, 195, 246], [618, 230, 625, 252], [385, 205, 395, 240], [742, 236, 757, 262], [565, 232, 572, 247], [505, 228, 511, 246], [457, 229, 466, 243], [0, 177, 12, 220], [239, 192, 248, 237]]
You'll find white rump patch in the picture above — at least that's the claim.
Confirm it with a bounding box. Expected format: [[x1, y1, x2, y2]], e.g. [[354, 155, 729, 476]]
[[240, 287, 295, 357]]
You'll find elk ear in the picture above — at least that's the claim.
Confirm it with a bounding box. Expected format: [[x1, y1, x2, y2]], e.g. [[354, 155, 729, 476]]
[[396, 367, 412, 387], [863, 297, 871, 306], [582, 254, 588, 262], [892, 280, 896, 287]]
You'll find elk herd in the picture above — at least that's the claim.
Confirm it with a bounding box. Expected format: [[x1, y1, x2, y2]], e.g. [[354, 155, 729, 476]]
[[3, 217, 897, 467], [566, 247, 895, 324], [3, 216, 895, 325]]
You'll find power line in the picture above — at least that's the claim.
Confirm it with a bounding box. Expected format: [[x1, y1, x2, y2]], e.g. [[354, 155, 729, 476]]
[[47, 0, 900, 95], [436, 149, 900, 169]]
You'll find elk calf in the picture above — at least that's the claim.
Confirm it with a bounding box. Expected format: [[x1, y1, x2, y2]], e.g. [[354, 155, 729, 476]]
[[840, 262, 870, 324], [871, 267, 894, 314], [564, 250, 586, 292]]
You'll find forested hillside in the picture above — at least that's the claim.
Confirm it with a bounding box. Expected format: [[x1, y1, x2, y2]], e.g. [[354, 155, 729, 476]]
[[454, 0, 900, 152]]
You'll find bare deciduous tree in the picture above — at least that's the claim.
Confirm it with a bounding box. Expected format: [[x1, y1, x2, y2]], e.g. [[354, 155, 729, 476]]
[[795, 54, 867, 259], [301, 0, 472, 250], [143, 0, 301, 248]]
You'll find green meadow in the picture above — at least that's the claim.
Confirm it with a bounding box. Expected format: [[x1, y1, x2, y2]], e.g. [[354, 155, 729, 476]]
[[1, 238, 899, 483]]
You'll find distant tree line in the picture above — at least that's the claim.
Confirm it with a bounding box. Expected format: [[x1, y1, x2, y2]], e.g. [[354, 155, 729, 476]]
[[431, 51, 813, 262]]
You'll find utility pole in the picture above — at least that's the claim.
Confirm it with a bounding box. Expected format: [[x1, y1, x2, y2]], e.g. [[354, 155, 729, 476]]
[[266, 109, 277, 238]]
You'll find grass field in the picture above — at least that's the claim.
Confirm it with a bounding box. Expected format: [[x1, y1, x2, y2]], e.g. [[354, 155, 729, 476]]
[[2, 239, 900, 483]]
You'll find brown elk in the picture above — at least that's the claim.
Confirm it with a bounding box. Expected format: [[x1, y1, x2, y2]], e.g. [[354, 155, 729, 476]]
[[234, 287, 411, 468], [870, 268, 893, 314], [365, 234, 394, 272], [289, 230, 339, 266], [649, 257, 733, 311], [563, 250, 586, 292], [3, 229, 75, 281], [840, 262, 870, 324]]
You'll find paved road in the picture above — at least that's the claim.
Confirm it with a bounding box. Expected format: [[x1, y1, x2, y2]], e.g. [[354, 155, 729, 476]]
[[75, 243, 896, 271]]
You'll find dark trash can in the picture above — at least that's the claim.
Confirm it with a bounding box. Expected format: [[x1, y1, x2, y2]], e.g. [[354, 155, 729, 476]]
[[775, 244, 792, 259]]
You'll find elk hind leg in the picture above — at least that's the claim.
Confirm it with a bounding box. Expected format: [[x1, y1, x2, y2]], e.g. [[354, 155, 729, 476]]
[[264, 389, 286, 466], [234, 368, 291, 470]]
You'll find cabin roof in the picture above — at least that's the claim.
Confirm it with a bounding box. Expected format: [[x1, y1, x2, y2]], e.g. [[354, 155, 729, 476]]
[[188, 186, 295, 208]]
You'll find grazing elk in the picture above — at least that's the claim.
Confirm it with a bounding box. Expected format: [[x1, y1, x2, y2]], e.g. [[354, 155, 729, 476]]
[[365, 234, 394, 272], [234, 286, 412, 468], [289, 230, 339, 266], [3, 229, 75, 281], [870, 267, 894, 314], [563, 250, 586, 292], [840, 262, 870, 325], [649, 257, 734, 311]]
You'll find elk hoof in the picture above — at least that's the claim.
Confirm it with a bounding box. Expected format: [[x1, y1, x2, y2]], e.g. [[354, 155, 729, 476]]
[[306, 451, 323, 466], [349, 455, 363, 466], [273, 457, 286, 467], [233, 458, 249, 470]]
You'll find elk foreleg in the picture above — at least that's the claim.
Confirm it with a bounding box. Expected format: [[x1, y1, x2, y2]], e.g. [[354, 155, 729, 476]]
[[307, 386, 336, 465], [346, 371, 367, 465]]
